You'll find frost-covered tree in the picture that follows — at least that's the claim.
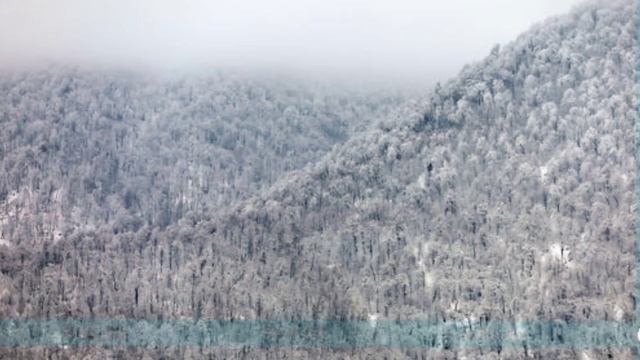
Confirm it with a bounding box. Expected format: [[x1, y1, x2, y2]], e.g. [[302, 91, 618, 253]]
[[0, 0, 636, 358]]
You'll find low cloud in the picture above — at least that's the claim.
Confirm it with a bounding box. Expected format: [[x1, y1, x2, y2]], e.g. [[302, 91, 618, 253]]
[[0, 0, 582, 81]]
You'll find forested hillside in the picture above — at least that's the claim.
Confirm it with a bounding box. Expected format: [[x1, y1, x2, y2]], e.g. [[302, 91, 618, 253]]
[[0, 0, 636, 358], [0, 70, 405, 244]]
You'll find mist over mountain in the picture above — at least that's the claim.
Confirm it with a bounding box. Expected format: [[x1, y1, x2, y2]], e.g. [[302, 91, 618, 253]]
[[0, 0, 636, 358], [0, 0, 582, 83]]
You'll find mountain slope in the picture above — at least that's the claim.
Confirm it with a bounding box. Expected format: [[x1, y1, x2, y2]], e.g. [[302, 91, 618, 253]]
[[0, 0, 636, 358], [0, 70, 406, 244]]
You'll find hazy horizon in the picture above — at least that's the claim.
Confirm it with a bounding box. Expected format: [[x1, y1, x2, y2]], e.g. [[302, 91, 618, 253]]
[[1, 0, 583, 83]]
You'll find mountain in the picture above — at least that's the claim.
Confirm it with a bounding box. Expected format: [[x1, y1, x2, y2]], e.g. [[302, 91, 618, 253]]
[[0, 0, 636, 358], [0, 69, 406, 244]]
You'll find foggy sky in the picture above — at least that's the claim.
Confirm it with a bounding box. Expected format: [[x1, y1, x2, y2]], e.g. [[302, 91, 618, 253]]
[[0, 0, 583, 82]]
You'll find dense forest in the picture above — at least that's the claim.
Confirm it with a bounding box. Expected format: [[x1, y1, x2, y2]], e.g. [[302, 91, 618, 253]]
[[0, 0, 636, 358], [0, 71, 406, 244]]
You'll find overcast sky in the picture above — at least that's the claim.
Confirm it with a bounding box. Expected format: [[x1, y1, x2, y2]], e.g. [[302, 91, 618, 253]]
[[0, 0, 583, 83]]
